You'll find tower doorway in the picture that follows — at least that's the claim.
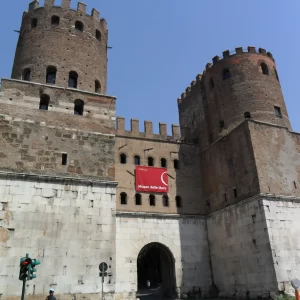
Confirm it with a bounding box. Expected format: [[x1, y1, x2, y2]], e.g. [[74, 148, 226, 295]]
[[137, 242, 176, 299]]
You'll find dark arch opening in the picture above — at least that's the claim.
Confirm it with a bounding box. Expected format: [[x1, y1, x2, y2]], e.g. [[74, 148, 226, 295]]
[[96, 29, 101, 41], [120, 153, 127, 164], [149, 194, 155, 206], [31, 18, 38, 28], [51, 15, 60, 25], [69, 71, 78, 88], [75, 21, 84, 31], [137, 242, 176, 298], [120, 192, 127, 205], [134, 155, 140, 165], [244, 112, 251, 119], [46, 66, 57, 84], [135, 193, 142, 205], [23, 68, 31, 81], [173, 159, 180, 169], [162, 195, 169, 207], [39, 94, 50, 110], [161, 158, 167, 168], [74, 99, 84, 115], [148, 157, 154, 167], [261, 63, 269, 75], [175, 196, 182, 208], [95, 80, 101, 93], [223, 68, 230, 80]]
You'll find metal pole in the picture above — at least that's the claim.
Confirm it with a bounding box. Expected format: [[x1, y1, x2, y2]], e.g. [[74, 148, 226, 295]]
[[101, 274, 104, 300], [296, 290, 300, 300], [21, 279, 26, 300]]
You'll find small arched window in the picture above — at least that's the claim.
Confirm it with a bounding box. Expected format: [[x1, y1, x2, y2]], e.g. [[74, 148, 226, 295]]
[[162, 195, 169, 207], [149, 194, 155, 206], [135, 193, 142, 206], [223, 68, 230, 80], [174, 159, 180, 169], [95, 80, 101, 93], [120, 153, 127, 164], [134, 155, 140, 165], [75, 21, 84, 32], [23, 68, 31, 81], [244, 112, 251, 119], [209, 78, 214, 89], [69, 71, 78, 88], [51, 15, 60, 25], [148, 157, 154, 166], [261, 63, 269, 75], [161, 158, 167, 168], [74, 99, 84, 115], [39, 94, 50, 111], [46, 66, 57, 84], [176, 196, 182, 208], [31, 18, 38, 28], [120, 192, 127, 205], [96, 29, 101, 41]]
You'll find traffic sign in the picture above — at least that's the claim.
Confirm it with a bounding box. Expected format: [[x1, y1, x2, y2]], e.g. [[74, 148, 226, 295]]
[[99, 262, 108, 272]]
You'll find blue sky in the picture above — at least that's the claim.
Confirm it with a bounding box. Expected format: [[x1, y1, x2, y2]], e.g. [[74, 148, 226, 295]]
[[1, 1, 299, 134]]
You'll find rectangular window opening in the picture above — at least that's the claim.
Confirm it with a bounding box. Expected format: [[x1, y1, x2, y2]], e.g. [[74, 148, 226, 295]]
[[274, 106, 282, 118], [62, 153, 68, 165], [233, 188, 237, 198]]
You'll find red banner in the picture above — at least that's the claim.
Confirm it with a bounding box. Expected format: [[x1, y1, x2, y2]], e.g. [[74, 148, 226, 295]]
[[135, 166, 168, 193]]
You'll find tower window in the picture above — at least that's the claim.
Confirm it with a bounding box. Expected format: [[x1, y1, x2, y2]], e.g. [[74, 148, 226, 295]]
[[23, 68, 31, 81], [162, 195, 169, 207], [75, 21, 84, 32], [173, 159, 180, 169], [96, 29, 101, 41], [274, 106, 282, 118], [134, 155, 140, 165], [219, 120, 225, 131], [209, 78, 214, 89], [175, 196, 182, 208], [161, 158, 167, 168], [233, 188, 238, 198], [223, 68, 230, 80], [74, 99, 84, 115], [120, 192, 127, 205], [120, 153, 127, 164], [68, 71, 78, 88], [149, 194, 155, 206], [95, 80, 101, 93], [135, 193, 142, 206], [39, 94, 50, 110], [261, 63, 269, 75], [46, 66, 57, 84], [51, 16, 60, 25], [31, 18, 38, 28], [244, 112, 251, 119], [148, 157, 154, 167], [61, 153, 68, 165]]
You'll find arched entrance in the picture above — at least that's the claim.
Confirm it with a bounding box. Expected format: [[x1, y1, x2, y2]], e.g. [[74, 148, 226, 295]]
[[137, 242, 176, 298]]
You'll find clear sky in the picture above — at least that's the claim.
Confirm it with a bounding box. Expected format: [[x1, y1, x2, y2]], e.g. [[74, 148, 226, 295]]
[[1, 0, 299, 134]]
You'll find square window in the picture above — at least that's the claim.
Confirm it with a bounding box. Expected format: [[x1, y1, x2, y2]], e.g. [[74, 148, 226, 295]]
[[274, 106, 282, 118]]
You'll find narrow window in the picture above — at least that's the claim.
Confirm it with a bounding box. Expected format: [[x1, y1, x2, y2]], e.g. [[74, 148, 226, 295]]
[[174, 159, 180, 169], [148, 157, 154, 167], [51, 15, 60, 25], [275, 68, 279, 81], [23, 69, 31, 81], [120, 153, 127, 164], [261, 63, 269, 75], [31, 18, 38, 28], [149, 194, 155, 206], [95, 80, 101, 93], [96, 29, 101, 41], [219, 120, 225, 131], [75, 21, 84, 32], [39, 94, 50, 110], [134, 155, 140, 165], [209, 78, 214, 89], [223, 68, 230, 80], [233, 188, 237, 198], [244, 112, 251, 119], [46, 66, 57, 84], [161, 158, 167, 168], [274, 106, 282, 118], [135, 193, 142, 205], [175, 196, 182, 208], [68, 71, 78, 88], [62, 153, 67, 165], [224, 193, 227, 203], [120, 192, 127, 205], [74, 99, 84, 115], [162, 195, 169, 207]]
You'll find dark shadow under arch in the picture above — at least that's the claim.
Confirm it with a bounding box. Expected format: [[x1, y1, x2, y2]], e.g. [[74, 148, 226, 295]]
[[137, 242, 176, 299]]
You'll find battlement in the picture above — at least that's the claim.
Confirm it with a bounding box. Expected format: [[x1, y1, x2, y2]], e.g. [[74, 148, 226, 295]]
[[27, 0, 104, 22], [116, 117, 181, 141], [177, 46, 274, 104]]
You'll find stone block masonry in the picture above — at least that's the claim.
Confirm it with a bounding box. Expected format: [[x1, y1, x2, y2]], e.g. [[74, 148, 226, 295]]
[[0, 172, 117, 300]]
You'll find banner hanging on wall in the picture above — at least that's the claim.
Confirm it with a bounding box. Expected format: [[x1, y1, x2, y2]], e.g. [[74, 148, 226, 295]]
[[135, 166, 169, 193]]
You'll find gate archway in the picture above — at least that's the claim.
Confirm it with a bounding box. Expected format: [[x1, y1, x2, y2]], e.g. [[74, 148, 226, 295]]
[[137, 242, 176, 298]]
